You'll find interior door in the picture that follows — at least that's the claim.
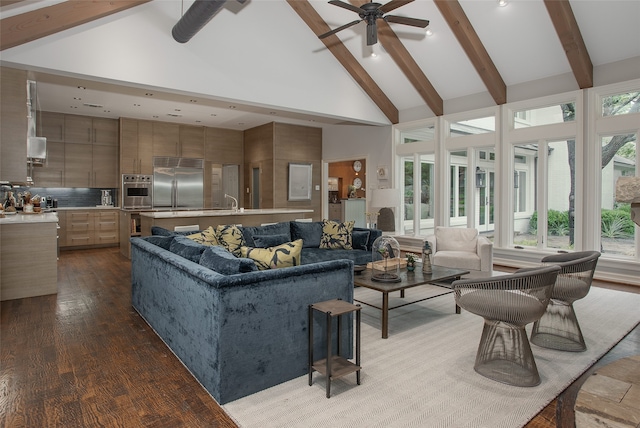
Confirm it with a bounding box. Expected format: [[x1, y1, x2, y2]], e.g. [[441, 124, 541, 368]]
[[477, 171, 495, 232]]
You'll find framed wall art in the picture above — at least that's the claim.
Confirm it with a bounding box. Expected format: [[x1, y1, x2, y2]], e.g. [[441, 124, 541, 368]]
[[288, 163, 312, 201]]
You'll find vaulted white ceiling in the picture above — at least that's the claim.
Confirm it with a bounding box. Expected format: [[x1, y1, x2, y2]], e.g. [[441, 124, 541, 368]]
[[1, 0, 639, 130]]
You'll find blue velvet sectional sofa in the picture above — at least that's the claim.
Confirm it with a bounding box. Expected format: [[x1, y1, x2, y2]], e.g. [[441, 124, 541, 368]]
[[131, 221, 381, 404]]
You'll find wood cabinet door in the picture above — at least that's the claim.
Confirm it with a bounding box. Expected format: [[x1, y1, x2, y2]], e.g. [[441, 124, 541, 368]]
[[93, 118, 118, 146], [0, 68, 28, 183], [38, 112, 65, 142], [64, 115, 93, 144], [95, 211, 119, 244], [65, 211, 95, 246], [120, 118, 138, 174], [179, 125, 204, 158], [32, 141, 65, 187], [153, 122, 179, 157], [64, 143, 92, 187], [138, 120, 153, 174], [93, 144, 118, 188]]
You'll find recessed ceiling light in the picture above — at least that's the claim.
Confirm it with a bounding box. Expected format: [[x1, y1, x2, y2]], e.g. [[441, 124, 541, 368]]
[[238, 122, 244, 125], [269, 112, 277, 115], [73, 97, 82, 101], [153, 115, 159, 118], [174, 109, 181, 112], [210, 114, 217, 117], [371, 52, 377, 58], [145, 93, 154, 96], [77, 86, 86, 90], [134, 103, 141, 107], [498, 0, 508, 6], [189, 99, 197, 103], [229, 105, 237, 109], [425, 29, 433, 36]]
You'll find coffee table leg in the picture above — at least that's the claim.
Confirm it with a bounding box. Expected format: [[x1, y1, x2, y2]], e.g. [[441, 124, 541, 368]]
[[382, 292, 389, 339]]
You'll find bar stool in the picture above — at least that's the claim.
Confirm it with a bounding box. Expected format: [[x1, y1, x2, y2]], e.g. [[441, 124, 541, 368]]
[[308, 299, 361, 398]]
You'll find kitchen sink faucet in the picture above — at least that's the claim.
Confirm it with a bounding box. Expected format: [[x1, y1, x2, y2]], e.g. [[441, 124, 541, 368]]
[[224, 194, 238, 212]]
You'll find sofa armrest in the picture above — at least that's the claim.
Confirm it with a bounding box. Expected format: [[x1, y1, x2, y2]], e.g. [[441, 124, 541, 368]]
[[477, 236, 493, 273]]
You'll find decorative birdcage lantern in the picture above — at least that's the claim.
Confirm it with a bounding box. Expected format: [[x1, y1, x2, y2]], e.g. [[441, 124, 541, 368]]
[[370, 235, 401, 283]]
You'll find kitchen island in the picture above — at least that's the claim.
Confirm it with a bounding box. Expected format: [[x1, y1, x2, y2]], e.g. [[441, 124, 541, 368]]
[[0, 212, 58, 301], [138, 208, 314, 237]]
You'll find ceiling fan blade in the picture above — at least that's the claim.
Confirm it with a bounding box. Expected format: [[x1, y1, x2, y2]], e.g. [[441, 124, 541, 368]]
[[384, 15, 430, 28], [328, 0, 365, 14], [319, 19, 362, 39], [379, 0, 414, 14], [366, 22, 378, 46]]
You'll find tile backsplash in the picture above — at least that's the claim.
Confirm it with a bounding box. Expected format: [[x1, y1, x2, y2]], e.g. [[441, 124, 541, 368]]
[[8, 187, 118, 208]]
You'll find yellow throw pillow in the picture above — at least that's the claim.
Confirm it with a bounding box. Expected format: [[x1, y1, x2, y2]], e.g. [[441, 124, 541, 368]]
[[216, 224, 245, 256], [319, 220, 354, 250], [187, 226, 219, 246], [241, 239, 303, 270]]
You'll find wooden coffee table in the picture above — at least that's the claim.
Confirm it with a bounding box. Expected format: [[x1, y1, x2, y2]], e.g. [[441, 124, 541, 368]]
[[353, 265, 469, 339]]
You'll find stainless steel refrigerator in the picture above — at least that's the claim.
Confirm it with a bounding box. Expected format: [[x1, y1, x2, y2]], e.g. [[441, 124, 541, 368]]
[[153, 157, 204, 210]]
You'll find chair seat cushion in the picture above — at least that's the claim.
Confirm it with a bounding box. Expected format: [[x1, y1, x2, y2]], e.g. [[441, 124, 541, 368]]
[[552, 276, 590, 301], [433, 251, 481, 271], [435, 227, 478, 252], [458, 289, 546, 325]]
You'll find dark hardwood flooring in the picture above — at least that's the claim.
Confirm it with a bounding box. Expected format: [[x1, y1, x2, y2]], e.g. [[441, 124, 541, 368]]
[[1, 247, 638, 427]]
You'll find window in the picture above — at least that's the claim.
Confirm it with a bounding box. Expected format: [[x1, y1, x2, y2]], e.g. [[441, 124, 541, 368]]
[[450, 116, 495, 137], [401, 155, 434, 235], [601, 91, 640, 117], [514, 102, 575, 129], [600, 134, 637, 258], [400, 126, 435, 144]]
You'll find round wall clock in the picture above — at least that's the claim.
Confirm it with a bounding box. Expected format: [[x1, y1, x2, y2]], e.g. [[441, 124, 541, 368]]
[[353, 177, 362, 189], [353, 160, 362, 172]]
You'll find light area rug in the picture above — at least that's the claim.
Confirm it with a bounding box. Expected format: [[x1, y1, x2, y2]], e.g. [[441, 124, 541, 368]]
[[223, 286, 640, 428]]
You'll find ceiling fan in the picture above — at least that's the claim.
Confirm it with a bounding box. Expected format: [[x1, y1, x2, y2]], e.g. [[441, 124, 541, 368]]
[[319, 0, 430, 46]]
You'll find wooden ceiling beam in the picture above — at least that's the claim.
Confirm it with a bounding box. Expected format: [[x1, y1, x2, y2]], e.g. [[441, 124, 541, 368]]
[[351, 0, 443, 116], [434, 0, 506, 105], [0, 0, 151, 51], [544, 0, 593, 89], [287, 0, 399, 124]]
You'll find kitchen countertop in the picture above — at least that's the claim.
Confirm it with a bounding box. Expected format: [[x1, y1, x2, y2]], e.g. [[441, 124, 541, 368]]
[[54, 206, 120, 210], [140, 208, 313, 219], [0, 212, 59, 224]]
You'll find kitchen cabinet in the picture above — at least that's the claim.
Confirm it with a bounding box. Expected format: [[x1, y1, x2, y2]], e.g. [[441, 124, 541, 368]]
[[180, 125, 205, 158], [64, 143, 93, 187], [0, 67, 28, 183], [61, 209, 119, 248], [92, 144, 119, 188], [120, 118, 153, 175], [32, 141, 65, 187], [153, 122, 180, 157], [39, 111, 65, 142], [64, 115, 118, 146]]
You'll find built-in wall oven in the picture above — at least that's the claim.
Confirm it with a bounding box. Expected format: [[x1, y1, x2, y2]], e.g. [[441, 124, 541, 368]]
[[122, 174, 153, 209]]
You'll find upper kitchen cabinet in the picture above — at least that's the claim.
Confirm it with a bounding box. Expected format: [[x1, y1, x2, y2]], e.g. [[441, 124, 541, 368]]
[[64, 143, 93, 187], [0, 67, 28, 183], [152, 122, 180, 157], [38, 112, 65, 142], [32, 141, 65, 187], [64, 115, 118, 145], [120, 118, 153, 175], [179, 125, 204, 158]]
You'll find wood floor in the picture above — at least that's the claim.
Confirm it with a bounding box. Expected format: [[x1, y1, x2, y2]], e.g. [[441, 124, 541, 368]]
[[1, 247, 638, 427]]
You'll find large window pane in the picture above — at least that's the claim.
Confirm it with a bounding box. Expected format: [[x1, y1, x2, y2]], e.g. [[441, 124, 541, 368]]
[[400, 126, 435, 144], [546, 140, 574, 250], [419, 155, 435, 235], [402, 155, 434, 235], [513, 143, 538, 247], [402, 157, 414, 234], [514, 102, 575, 129], [450, 116, 495, 137], [602, 92, 640, 116], [449, 151, 467, 223], [600, 134, 637, 257]]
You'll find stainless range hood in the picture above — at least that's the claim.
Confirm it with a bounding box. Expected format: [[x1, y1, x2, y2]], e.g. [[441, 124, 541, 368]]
[[27, 80, 46, 166]]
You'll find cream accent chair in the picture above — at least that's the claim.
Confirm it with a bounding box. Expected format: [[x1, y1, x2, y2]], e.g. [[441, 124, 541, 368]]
[[425, 227, 493, 273]]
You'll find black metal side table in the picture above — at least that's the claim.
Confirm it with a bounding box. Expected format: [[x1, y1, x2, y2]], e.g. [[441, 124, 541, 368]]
[[308, 299, 361, 398]]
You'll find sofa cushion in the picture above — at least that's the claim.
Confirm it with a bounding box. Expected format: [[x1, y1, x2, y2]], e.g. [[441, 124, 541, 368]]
[[301, 248, 371, 265], [241, 239, 303, 270], [199, 245, 257, 275], [216, 224, 246, 257], [151, 226, 174, 236], [240, 222, 291, 247], [252, 234, 291, 248], [169, 235, 208, 263], [142, 235, 175, 250], [290, 221, 323, 248], [320, 220, 354, 250], [187, 226, 219, 246], [435, 227, 478, 252], [433, 251, 481, 271], [352, 230, 370, 251]]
